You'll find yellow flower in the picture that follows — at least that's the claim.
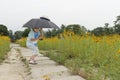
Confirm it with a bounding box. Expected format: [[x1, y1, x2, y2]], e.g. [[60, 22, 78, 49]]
[[42, 75, 51, 80], [0, 36, 10, 41], [117, 49, 120, 53]]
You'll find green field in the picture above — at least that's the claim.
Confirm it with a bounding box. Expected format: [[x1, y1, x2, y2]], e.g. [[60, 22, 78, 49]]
[[17, 34, 120, 80]]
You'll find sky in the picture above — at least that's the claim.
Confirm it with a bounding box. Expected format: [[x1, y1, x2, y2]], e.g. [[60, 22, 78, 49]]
[[0, 0, 120, 32]]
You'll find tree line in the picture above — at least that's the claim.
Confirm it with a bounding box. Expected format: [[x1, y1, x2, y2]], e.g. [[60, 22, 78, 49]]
[[0, 15, 120, 41]]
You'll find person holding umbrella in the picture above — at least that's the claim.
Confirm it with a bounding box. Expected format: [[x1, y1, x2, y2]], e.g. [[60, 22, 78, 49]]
[[23, 16, 59, 64], [26, 27, 43, 64]]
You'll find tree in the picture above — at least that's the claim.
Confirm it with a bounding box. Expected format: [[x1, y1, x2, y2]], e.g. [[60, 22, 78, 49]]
[[104, 23, 110, 35], [109, 27, 114, 34], [8, 30, 13, 38], [114, 15, 120, 25], [91, 27, 104, 36], [14, 31, 23, 39], [22, 28, 30, 37], [45, 24, 87, 38], [104, 23, 109, 28], [8, 30, 16, 42], [44, 24, 66, 38], [114, 24, 120, 34], [66, 24, 86, 35], [51, 29, 57, 37], [56, 24, 66, 35], [45, 29, 52, 38], [61, 24, 66, 31], [0, 24, 9, 36]]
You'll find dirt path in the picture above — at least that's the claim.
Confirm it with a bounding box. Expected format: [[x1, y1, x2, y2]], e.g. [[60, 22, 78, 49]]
[[0, 44, 32, 80]]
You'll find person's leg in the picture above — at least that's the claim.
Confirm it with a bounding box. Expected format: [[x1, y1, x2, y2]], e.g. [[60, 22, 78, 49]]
[[29, 46, 39, 63], [29, 54, 37, 64], [30, 54, 37, 61]]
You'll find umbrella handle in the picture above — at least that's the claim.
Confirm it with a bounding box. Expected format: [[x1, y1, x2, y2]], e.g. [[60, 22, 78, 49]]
[[39, 29, 44, 39]]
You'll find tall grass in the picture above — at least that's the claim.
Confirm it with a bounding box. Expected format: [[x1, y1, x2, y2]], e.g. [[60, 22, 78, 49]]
[[39, 35, 120, 80], [17, 33, 120, 80], [16, 38, 26, 47], [0, 36, 10, 63]]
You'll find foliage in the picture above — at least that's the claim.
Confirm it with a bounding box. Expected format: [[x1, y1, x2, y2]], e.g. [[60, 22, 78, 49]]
[[0, 24, 9, 36], [22, 28, 30, 37], [38, 34, 120, 80], [8, 30, 16, 42], [66, 24, 86, 35], [91, 27, 105, 36], [14, 31, 23, 39], [16, 38, 26, 47], [90, 15, 120, 36], [114, 24, 120, 34], [0, 36, 10, 63], [17, 30, 120, 80], [45, 24, 87, 38], [114, 15, 120, 25]]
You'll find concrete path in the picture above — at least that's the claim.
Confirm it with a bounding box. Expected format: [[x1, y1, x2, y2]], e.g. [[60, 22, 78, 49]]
[[1, 44, 85, 80], [0, 44, 32, 80]]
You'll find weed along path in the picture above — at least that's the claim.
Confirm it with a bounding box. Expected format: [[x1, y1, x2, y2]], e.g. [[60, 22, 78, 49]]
[[0, 43, 85, 80], [0, 44, 32, 80]]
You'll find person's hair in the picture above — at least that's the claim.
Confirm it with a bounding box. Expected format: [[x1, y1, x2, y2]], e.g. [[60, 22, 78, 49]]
[[33, 27, 39, 29], [32, 27, 39, 32]]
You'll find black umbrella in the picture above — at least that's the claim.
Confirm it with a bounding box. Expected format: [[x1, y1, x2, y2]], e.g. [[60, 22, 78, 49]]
[[23, 17, 59, 29]]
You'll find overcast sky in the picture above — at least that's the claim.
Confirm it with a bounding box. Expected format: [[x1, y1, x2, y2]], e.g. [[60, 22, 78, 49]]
[[0, 0, 120, 32]]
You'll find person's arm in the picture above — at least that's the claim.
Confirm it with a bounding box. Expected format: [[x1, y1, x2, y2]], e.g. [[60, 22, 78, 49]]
[[28, 30, 39, 41], [31, 38, 39, 41], [39, 28, 44, 40], [28, 32, 39, 41]]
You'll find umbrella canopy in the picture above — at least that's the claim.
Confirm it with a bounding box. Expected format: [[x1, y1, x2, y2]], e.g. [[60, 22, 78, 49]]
[[23, 17, 59, 29]]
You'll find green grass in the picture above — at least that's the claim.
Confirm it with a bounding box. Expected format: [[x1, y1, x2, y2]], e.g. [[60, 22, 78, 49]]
[[0, 37, 10, 63], [38, 36, 120, 80], [17, 35, 120, 80]]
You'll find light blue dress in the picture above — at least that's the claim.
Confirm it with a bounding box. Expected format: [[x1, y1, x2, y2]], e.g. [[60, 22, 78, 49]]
[[26, 29, 40, 55]]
